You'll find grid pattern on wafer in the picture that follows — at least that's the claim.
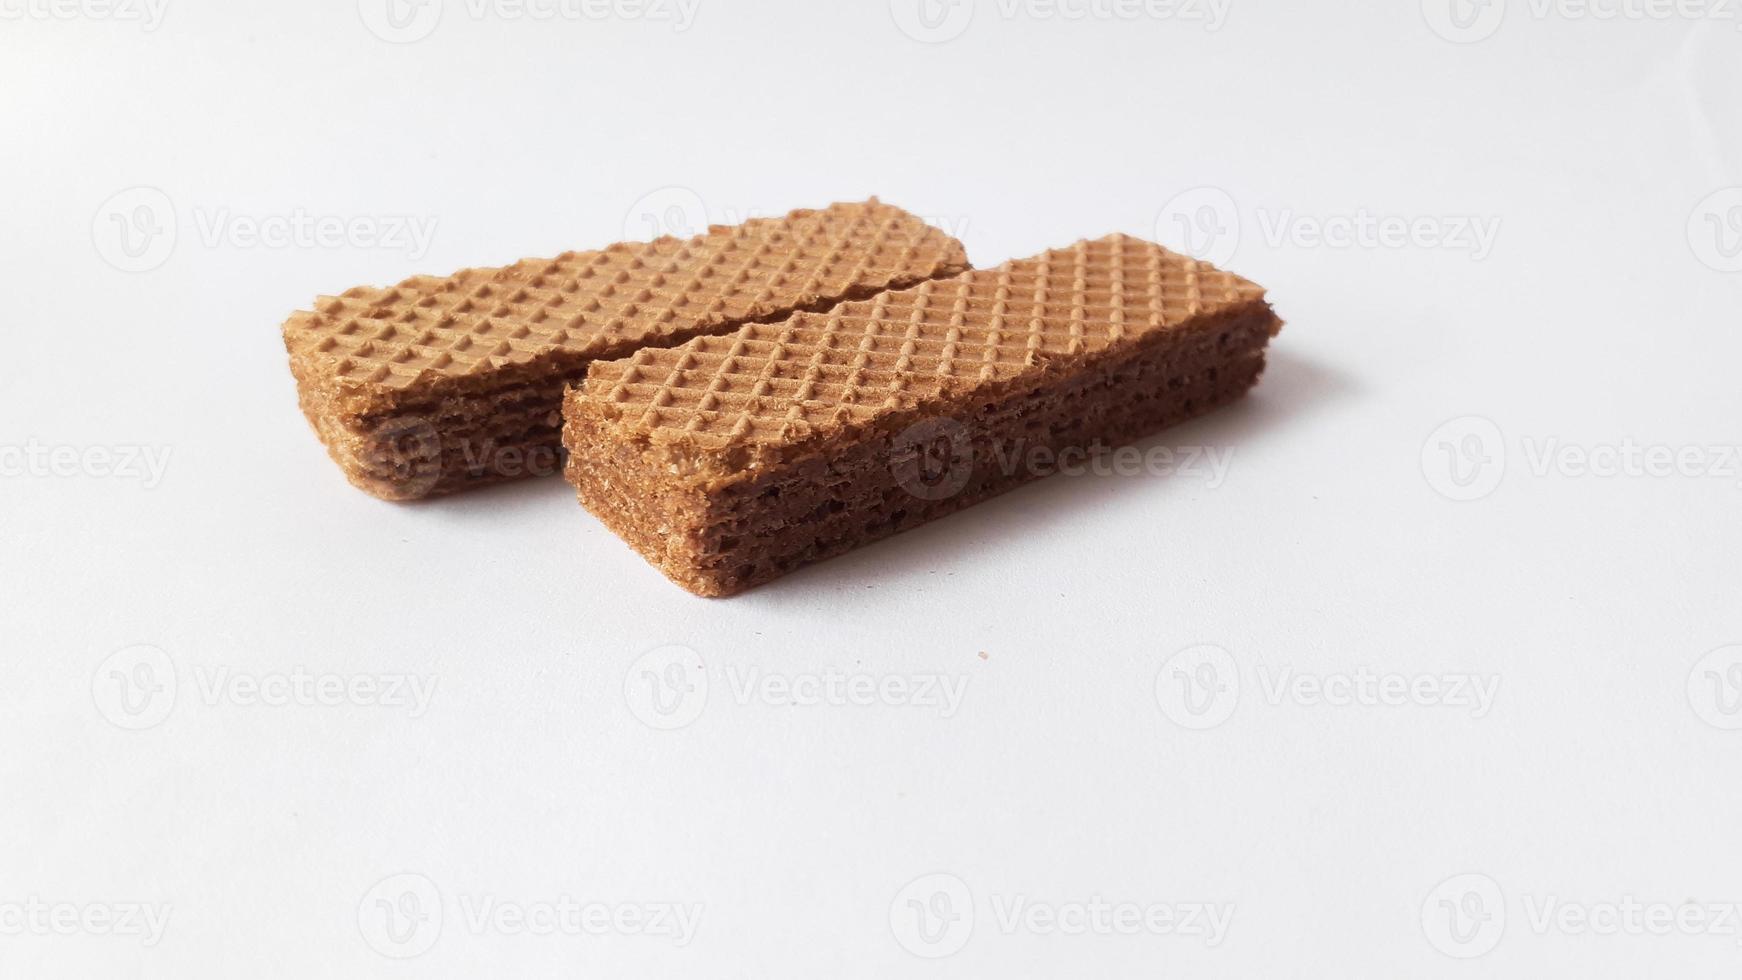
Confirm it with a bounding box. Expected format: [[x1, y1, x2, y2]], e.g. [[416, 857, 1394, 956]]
[[283, 200, 966, 393], [583, 235, 1267, 449]]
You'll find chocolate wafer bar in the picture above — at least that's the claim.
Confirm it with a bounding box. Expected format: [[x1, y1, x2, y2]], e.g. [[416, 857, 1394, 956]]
[[282, 200, 970, 499], [563, 234, 1283, 596]]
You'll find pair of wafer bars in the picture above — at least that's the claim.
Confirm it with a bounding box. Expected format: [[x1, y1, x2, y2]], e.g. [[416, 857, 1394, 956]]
[[283, 200, 970, 499], [564, 234, 1283, 596]]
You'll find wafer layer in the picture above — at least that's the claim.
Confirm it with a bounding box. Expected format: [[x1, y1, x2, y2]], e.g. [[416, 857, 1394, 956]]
[[565, 234, 1284, 595], [282, 199, 970, 499]]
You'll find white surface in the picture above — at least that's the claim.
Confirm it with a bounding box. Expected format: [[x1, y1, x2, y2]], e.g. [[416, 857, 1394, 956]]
[[4, 2, 1742, 976]]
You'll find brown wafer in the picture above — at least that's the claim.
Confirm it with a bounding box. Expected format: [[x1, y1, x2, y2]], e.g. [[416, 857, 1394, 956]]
[[563, 234, 1283, 597], [282, 199, 970, 499]]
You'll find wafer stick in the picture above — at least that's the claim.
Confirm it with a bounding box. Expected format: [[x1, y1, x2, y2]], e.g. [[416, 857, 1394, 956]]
[[282, 200, 970, 499], [563, 234, 1283, 596]]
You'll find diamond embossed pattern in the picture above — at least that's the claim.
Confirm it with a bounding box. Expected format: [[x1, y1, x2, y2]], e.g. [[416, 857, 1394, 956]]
[[282, 200, 967, 394], [584, 235, 1265, 449]]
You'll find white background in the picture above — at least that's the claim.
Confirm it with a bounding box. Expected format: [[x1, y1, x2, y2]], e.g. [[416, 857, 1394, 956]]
[[4, 0, 1741, 976]]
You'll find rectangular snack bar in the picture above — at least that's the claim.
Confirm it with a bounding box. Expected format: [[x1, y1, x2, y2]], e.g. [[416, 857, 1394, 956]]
[[282, 200, 969, 499], [563, 234, 1283, 596]]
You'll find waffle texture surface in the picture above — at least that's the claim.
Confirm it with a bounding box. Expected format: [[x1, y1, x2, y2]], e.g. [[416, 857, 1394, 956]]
[[283, 199, 970, 413], [580, 234, 1268, 455]]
